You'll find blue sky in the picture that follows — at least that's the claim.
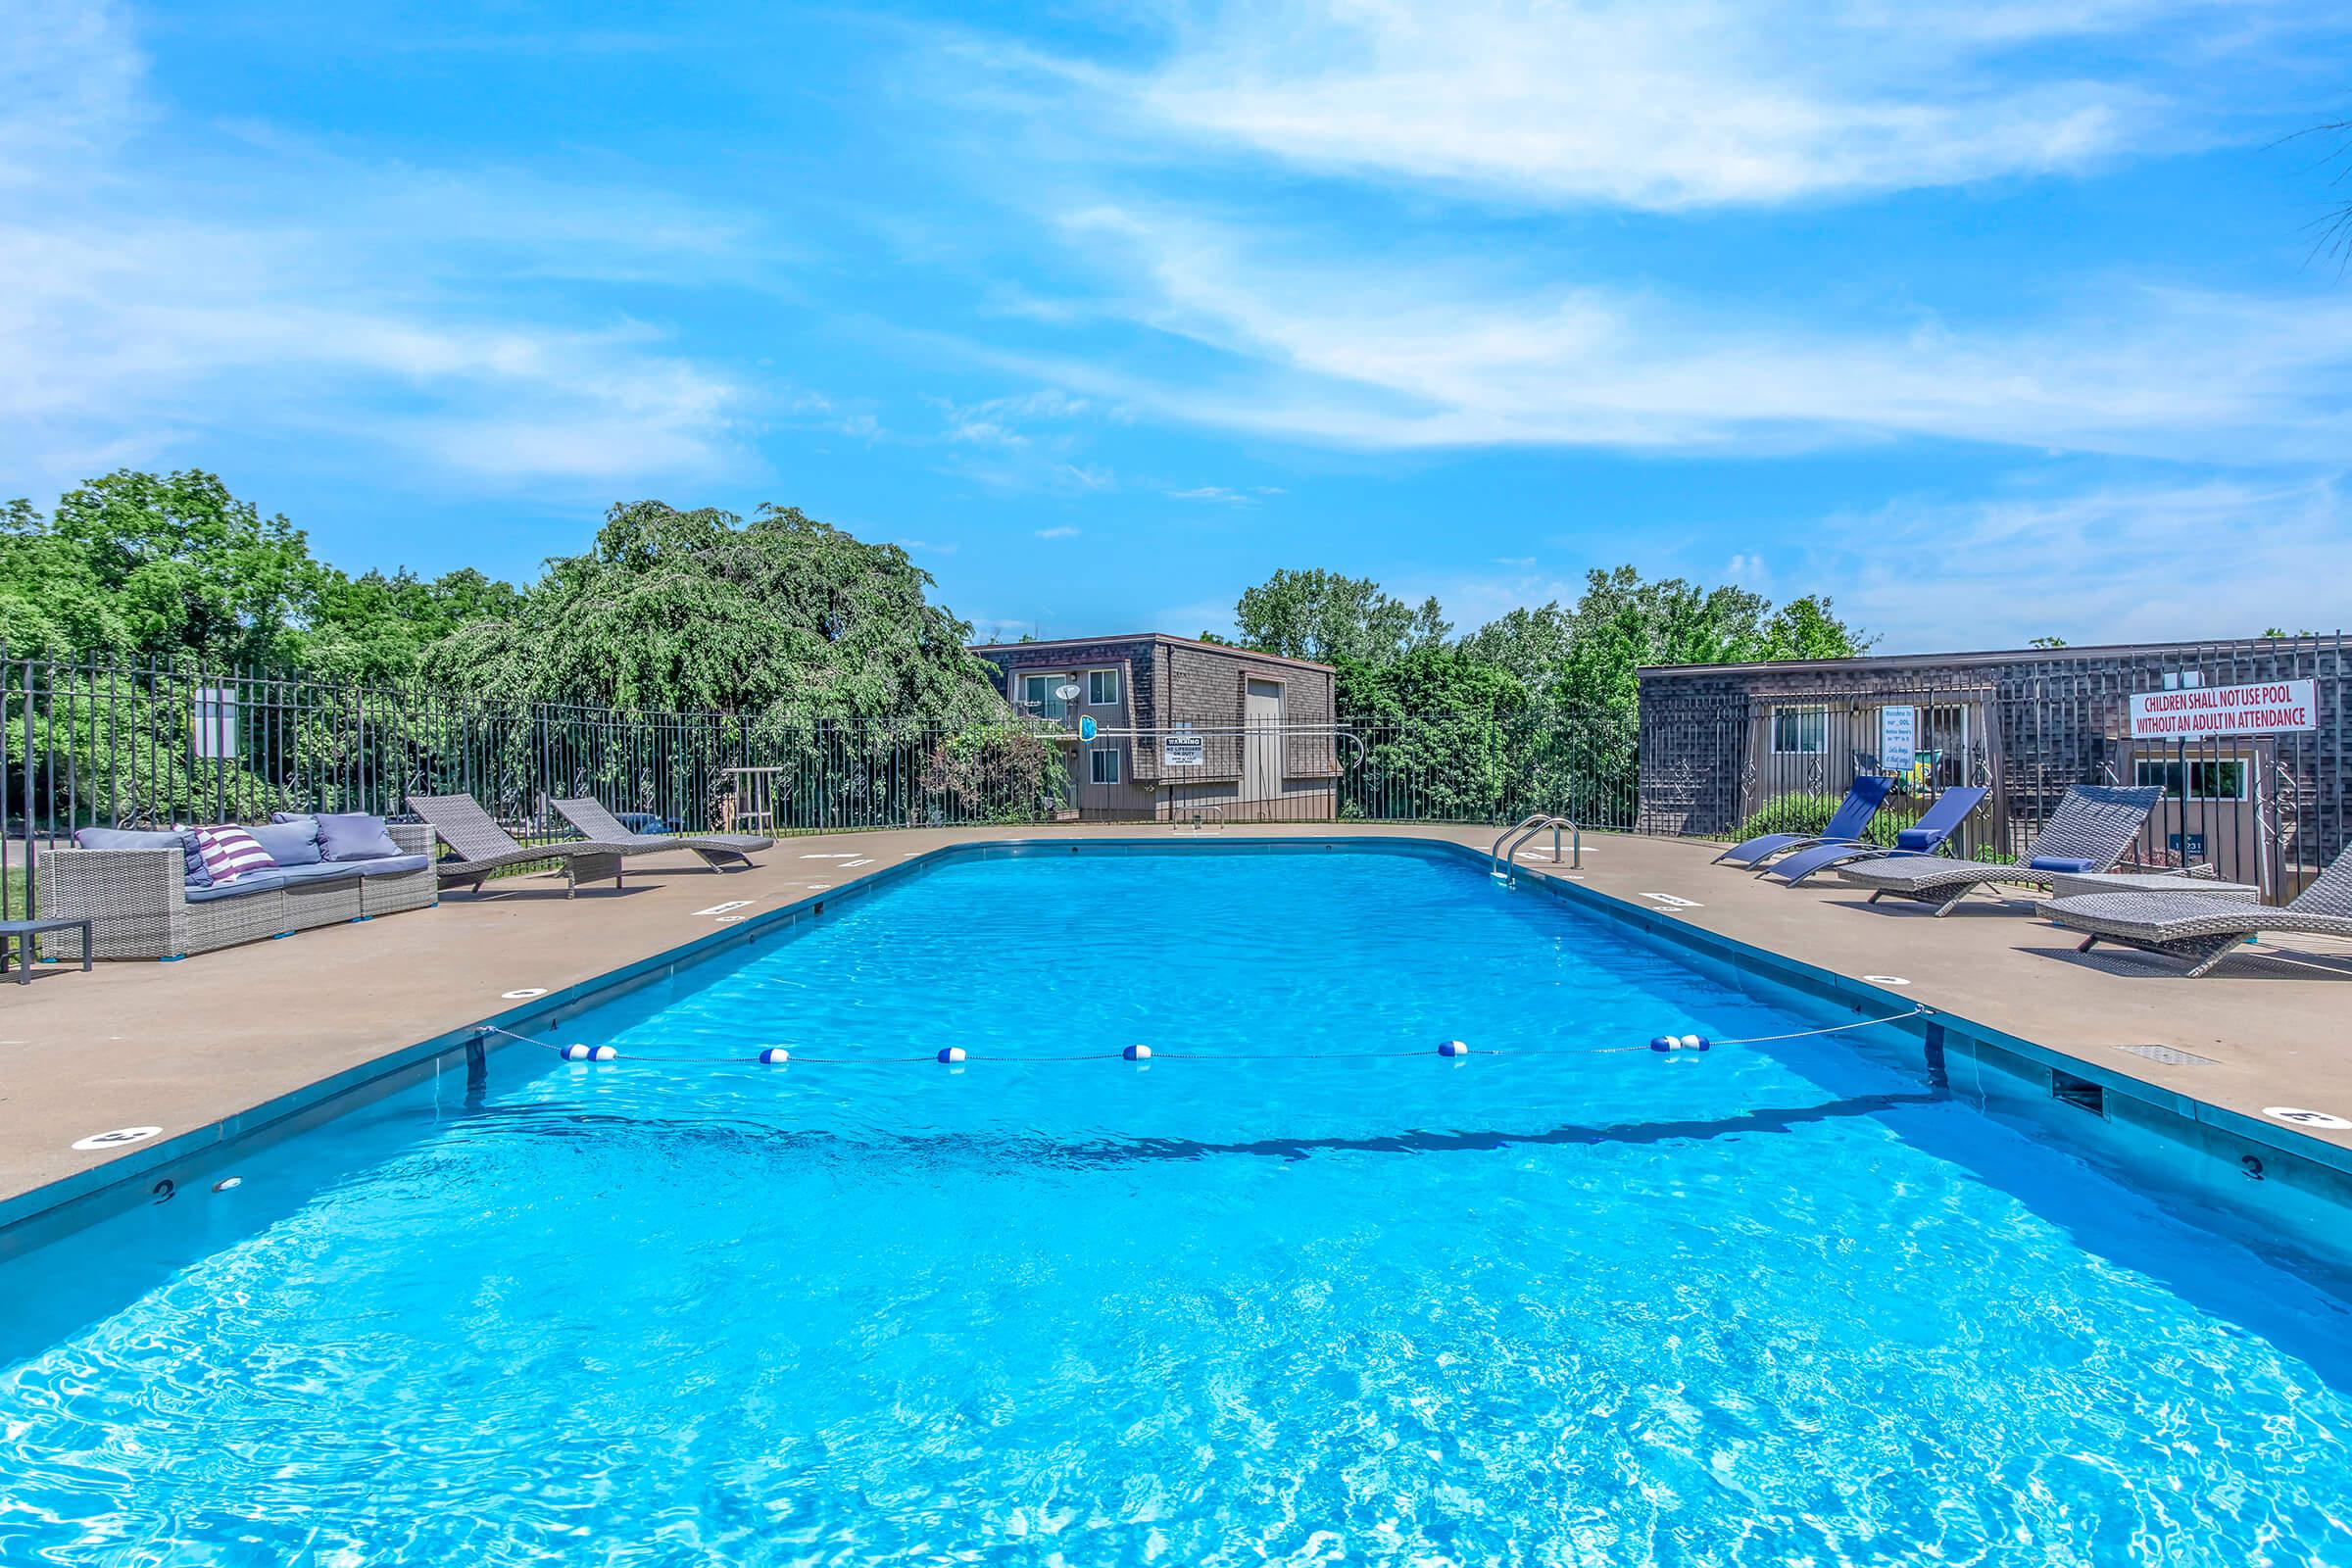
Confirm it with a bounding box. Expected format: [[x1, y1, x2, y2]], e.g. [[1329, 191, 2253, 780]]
[[5, 1, 2349, 652]]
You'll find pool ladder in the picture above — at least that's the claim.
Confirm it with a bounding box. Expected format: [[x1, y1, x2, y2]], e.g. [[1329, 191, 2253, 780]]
[[1490, 813, 1580, 884]]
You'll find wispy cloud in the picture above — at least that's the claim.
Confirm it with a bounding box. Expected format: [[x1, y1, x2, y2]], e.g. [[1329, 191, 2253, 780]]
[[1165, 485, 1256, 505], [1823, 474, 2351, 651], [0, 0, 756, 498], [1032, 208, 2352, 463], [1035, 524, 1081, 538], [1018, 0, 2315, 212]]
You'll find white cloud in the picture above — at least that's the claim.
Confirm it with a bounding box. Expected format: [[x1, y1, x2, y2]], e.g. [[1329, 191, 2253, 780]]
[[1035, 524, 1081, 538], [1052, 0, 2286, 212], [1034, 209, 2352, 463], [1165, 485, 1255, 504], [0, 0, 752, 497], [1823, 475, 2351, 651]]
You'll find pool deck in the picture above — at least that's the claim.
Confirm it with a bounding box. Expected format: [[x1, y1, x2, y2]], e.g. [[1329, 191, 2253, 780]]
[[5, 823, 2350, 1232]]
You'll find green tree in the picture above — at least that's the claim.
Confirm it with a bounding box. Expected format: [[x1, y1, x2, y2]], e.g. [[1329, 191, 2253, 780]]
[[420, 499, 1008, 728], [1234, 567, 1449, 665], [1336, 644, 1530, 820], [43, 469, 323, 666]]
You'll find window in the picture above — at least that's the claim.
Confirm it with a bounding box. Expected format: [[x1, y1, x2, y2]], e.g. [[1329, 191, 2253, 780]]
[[2133, 759, 2249, 801], [1019, 673, 1070, 722], [1770, 706, 1828, 756], [1089, 747, 1121, 785], [1087, 668, 1121, 706]]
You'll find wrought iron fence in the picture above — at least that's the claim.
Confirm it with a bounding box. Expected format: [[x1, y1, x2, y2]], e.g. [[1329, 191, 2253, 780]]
[[1636, 633, 2351, 901], [0, 654, 1076, 916]]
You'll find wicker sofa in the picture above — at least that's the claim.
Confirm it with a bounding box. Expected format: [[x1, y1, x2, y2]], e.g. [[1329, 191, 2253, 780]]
[[34, 820, 438, 960]]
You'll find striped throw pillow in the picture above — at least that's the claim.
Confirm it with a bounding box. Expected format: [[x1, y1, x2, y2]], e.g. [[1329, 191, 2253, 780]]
[[192, 824, 278, 884]]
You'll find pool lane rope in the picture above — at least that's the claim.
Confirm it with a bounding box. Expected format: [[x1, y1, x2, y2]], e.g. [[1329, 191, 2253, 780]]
[[478, 1006, 1933, 1070]]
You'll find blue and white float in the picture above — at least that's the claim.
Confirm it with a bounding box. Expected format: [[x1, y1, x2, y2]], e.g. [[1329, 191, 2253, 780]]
[[757, 1047, 792, 1065], [1648, 1034, 1711, 1054], [1123, 1044, 1152, 1061], [937, 1047, 967, 1064], [1437, 1039, 1470, 1057]]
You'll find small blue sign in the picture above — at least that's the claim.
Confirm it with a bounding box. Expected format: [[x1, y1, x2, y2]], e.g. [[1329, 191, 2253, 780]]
[[1078, 716, 1097, 741], [2168, 832, 2205, 859]]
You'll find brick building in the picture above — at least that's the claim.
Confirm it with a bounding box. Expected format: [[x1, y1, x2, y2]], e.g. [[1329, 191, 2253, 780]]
[[971, 634, 1342, 821], [1637, 635, 2348, 897]]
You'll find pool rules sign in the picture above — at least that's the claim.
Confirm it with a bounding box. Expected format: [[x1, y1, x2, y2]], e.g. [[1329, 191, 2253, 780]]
[[2129, 679, 2318, 740]]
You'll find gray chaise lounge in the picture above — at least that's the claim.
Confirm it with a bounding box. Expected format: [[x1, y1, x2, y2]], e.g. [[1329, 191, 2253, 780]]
[[550, 798, 773, 871], [1834, 784, 2163, 916], [2039, 847, 2352, 977], [410, 793, 629, 897]]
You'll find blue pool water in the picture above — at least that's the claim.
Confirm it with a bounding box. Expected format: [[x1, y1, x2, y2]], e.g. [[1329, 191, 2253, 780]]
[[3, 844, 2350, 1565]]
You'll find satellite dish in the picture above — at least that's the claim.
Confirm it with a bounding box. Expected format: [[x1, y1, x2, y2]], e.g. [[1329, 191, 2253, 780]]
[[1054, 682, 1082, 701]]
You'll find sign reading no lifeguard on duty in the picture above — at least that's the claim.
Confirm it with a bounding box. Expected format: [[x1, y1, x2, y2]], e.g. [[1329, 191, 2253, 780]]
[[2128, 679, 2317, 740]]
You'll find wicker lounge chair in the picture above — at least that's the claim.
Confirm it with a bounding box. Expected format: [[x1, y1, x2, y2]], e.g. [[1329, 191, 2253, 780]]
[[1760, 787, 1989, 887], [1714, 775, 1894, 868], [2039, 848, 2352, 977], [410, 794, 628, 897], [551, 798, 772, 871], [1834, 784, 2162, 916]]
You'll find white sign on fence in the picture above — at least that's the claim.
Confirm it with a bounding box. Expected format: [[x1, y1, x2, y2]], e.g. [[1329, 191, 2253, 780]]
[[1161, 731, 1205, 768], [1879, 706, 1916, 772], [2129, 679, 2317, 740]]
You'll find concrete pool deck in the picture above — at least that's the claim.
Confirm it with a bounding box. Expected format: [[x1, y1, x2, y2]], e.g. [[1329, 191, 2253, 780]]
[[5, 823, 2351, 1233]]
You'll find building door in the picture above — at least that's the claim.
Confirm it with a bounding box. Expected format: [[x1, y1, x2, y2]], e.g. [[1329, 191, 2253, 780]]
[[1243, 678, 1283, 810]]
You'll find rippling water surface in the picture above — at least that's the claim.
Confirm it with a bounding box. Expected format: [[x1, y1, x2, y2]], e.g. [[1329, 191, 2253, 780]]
[[4, 846, 2350, 1566]]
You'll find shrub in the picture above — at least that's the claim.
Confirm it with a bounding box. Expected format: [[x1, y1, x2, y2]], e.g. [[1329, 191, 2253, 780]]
[[1729, 792, 1897, 847]]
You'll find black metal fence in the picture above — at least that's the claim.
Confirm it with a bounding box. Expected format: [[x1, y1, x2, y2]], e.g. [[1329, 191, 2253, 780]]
[[12, 637, 2343, 917], [0, 655, 1076, 916], [1637, 634, 2351, 901]]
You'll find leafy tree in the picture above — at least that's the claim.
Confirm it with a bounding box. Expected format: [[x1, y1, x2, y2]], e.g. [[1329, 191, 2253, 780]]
[[298, 566, 524, 684], [420, 499, 1009, 728], [42, 469, 323, 666], [0, 499, 136, 656], [2029, 635, 2068, 649], [1336, 644, 1530, 820], [1457, 603, 1575, 690], [1234, 567, 1449, 665]]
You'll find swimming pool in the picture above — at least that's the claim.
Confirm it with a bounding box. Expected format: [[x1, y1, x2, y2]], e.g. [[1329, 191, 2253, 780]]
[[4, 843, 2349, 1565]]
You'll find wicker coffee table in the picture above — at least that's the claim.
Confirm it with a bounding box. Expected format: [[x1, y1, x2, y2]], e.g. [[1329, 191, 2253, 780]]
[[2042, 870, 2260, 904]]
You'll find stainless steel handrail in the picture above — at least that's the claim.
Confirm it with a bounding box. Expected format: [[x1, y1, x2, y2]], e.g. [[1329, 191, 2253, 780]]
[[1489, 813, 1581, 879]]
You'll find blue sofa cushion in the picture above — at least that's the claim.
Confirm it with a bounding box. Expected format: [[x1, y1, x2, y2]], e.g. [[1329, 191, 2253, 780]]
[[2028, 856, 2098, 874], [74, 826, 184, 854], [73, 825, 213, 888], [184, 871, 288, 903], [314, 811, 403, 862], [349, 853, 429, 878], [1893, 826, 1943, 852], [251, 816, 324, 866], [269, 856, 425, 889]]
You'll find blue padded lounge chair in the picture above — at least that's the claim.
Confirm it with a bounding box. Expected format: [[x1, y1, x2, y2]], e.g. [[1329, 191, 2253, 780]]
[[1761, 787, 1990, 887], [1714, 775, 1895, 869]]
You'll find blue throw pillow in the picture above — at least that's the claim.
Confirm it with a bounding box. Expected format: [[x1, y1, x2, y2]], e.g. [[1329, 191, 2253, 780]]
[[313, 811, 403, 861], [248, 817, 324, 866], [2028, 856, 2098, 874], [1894, 827, 1940, 852]]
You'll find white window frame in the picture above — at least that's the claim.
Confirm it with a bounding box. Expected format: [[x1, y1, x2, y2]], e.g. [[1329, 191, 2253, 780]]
[[1019, 672, 1073, 722], [1770, 705, 1829, 756], [1087, 667, 1121, 707], [1089, 746, 1121, 785]]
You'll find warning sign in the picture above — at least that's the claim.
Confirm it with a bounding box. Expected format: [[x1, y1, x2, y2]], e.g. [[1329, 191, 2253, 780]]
[[2128, 680, 2316, 740]]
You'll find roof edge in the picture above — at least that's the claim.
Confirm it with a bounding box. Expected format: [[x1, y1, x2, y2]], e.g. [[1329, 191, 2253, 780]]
[[969, 632, 1336, 672]]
